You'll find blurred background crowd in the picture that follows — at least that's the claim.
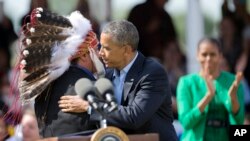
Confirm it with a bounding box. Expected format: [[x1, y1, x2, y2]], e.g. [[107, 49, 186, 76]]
[[1, 0, 250, 140]]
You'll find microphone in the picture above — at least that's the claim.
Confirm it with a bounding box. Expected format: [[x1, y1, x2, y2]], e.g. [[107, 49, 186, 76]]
[[74, 78, 99, 110], [95, 78, 118, 112]]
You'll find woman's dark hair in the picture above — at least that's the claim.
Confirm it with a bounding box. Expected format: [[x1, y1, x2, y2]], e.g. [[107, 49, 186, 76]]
[[197, 37, 222, 52]]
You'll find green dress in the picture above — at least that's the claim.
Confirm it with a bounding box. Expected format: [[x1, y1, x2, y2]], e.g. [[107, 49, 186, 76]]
[[177, 71, 244, 141]]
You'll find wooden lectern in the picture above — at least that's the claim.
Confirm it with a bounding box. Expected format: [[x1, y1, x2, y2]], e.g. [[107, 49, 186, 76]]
[[38, 126, 159, 141], [36, 108, 160, 141], [38, 133, 159, 141], [37, 110, 159, 141]]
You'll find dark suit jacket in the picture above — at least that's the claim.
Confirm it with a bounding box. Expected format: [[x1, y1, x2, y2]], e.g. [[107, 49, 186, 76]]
[[103, 52, 178, 141], [35, 65, 97, 137]]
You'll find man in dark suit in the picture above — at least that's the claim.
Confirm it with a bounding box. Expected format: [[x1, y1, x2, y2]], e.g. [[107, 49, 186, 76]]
[[35, 31, 102, 137], [14, 7, 106, 137], [98, 20, 178, 141]]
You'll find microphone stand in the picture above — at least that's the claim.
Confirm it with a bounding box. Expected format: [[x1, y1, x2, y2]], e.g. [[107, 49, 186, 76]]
[[97, 101, 117, 128], [98, 102, 110, 128], [89, 100, 109, 128], [89, 98, 117, 129], [100, 118, 107, 128]]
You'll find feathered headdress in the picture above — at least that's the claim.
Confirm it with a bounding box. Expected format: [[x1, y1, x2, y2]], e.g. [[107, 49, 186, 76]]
[[17, 7, 95, 103]]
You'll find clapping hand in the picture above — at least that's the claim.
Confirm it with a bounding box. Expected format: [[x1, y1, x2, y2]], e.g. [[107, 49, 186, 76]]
[[228, 72, 243, 114], [229, 72, 243, 98], [204, 74, 215, 97], [198, 73, 215, 113]]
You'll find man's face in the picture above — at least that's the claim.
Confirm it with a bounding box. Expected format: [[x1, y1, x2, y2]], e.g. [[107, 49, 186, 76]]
[[99, 33, 126, 70]]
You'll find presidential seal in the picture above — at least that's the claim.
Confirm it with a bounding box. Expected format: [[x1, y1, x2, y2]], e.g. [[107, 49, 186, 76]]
[[91, 126, 129, 141]]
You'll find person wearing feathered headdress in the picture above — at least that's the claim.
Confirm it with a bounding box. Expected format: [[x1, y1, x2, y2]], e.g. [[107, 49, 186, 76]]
[[14, 7, 105, 137]]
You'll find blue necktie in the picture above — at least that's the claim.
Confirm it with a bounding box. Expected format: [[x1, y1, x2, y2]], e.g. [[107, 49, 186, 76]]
[[113, 70, 122, 104]]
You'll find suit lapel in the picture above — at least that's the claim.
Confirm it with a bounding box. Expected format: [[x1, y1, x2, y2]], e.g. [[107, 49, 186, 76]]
[[105, 52, 145, 104], [123, 79, 134, 102], [123, 52, 145, 102]]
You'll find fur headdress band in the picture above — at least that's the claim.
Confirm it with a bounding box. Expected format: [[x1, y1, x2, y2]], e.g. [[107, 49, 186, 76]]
[[18, 7, 94, 103]]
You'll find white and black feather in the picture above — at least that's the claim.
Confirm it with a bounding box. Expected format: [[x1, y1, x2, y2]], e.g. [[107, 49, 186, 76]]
[[18, 7, 92, 103]]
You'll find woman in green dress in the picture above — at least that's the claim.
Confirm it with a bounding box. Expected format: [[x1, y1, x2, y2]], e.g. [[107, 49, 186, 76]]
[[177, 37, 244, 141]]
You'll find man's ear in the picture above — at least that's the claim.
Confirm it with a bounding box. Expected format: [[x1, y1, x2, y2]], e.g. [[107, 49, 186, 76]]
[[124, 45, 133, 54]]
